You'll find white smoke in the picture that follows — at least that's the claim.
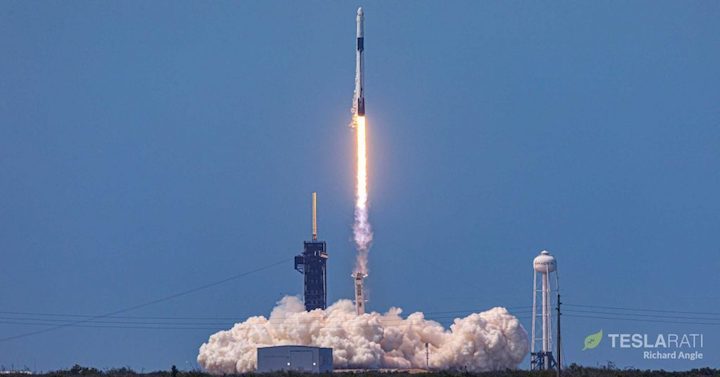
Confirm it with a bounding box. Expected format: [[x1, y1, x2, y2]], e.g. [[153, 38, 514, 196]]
[[352, 201, 372, 274], [197, 296, 529, 373]]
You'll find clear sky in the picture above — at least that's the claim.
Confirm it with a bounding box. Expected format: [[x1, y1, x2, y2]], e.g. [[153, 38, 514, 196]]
[[1, 0, 719, 372]]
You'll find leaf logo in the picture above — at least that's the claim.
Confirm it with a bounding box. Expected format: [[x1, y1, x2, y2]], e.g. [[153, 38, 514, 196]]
[[582, 330, 603, 351]]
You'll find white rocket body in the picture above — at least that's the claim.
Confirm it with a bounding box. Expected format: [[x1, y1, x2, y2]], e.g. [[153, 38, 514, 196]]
[[354, 7, 365, 117]]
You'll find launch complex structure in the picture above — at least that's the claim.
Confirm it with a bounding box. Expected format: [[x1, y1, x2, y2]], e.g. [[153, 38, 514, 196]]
[[294, 192, 328, 311]]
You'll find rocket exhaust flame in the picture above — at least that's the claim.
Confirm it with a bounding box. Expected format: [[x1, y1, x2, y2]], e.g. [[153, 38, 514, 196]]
[[353, 116, 372, 276]]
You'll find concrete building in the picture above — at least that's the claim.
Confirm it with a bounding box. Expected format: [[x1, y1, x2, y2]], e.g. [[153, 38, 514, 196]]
[[257, 345, 333, 373]]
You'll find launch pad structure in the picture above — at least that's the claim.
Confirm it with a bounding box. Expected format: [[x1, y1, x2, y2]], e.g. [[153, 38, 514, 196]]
[[353, 272, 366, 315], [295, 192, 329, 311]]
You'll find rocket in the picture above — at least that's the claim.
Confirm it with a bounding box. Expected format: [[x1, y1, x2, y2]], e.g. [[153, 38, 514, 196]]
[[354, 7, 365, 117]]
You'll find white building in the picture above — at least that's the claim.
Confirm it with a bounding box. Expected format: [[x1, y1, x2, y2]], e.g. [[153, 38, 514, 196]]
[[257, 345, 333, 373]]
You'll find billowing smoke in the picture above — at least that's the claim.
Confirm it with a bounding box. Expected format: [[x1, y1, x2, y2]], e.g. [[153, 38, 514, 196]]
[[197, 296, 529, 373]]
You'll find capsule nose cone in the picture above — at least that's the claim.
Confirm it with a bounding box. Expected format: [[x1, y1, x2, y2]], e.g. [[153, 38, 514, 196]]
[[357, 7, 363, 16]]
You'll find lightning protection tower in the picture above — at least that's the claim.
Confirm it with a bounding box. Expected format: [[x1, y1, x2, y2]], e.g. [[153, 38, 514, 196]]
[[294, 192, 328, 311], [531, 250, 558, 371]]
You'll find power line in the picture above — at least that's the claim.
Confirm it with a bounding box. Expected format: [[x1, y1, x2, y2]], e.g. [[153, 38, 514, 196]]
[[0, 311, 535, 330], [0, 317, 235, 326], [0, 258, 292, 342], [0, 311, 243, 321], [564, 309, 720, 322], [0, 308, 535, 333], [0, 320, 224, 331], [565, 303, 720, 317], [0, 316, 533, 332], [564, 313, 720, 326], [0, 306, 533, 322]]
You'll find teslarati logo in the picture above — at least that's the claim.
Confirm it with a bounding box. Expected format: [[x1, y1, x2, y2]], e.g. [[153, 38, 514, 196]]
[[583, 330, 603, 350], [581, 330, 704, 360]]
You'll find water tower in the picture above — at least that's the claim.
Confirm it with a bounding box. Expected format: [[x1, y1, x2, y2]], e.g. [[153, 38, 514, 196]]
[[531, 250, 558, 371]]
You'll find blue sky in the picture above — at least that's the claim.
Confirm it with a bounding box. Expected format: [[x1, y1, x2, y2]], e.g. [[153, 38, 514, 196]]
[[1, 0, 719, 372]]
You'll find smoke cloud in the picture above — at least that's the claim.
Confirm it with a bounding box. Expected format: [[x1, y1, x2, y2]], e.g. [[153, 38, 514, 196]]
[[197, 296, 529, 373]]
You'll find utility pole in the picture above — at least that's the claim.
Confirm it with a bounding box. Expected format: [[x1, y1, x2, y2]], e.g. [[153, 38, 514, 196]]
[[556, 293, 561, 377]]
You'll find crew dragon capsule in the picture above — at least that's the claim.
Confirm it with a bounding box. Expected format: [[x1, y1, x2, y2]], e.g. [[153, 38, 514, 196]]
[[354, 7, 365, 118]]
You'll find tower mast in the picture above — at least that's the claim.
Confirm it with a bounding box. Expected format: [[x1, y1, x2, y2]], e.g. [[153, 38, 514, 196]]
[[312, 192, 318, 241]]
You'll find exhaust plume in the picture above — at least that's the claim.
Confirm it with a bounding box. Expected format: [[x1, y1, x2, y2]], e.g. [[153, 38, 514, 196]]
[[353, 115, 372, 275], [197, 296, 529, 373]]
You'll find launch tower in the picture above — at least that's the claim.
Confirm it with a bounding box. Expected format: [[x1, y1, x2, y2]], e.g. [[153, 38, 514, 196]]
[[294, 192, 328, 311], [353, 272, 366, 315]]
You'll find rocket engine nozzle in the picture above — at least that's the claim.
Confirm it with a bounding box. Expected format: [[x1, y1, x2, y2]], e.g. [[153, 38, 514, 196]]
[[357, 98, 365, 116]]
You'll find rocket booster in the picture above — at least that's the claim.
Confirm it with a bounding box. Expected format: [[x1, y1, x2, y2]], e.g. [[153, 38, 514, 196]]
[[354, 7, 365, 117]]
